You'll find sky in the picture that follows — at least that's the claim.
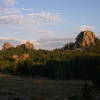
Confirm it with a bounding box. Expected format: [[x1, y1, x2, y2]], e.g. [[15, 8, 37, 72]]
[[0, 0, 100, 49]]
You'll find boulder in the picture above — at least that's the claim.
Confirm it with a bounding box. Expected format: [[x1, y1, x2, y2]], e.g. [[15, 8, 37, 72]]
[[75, 30, 96, 47], [12, 54, 30, 62], [2, 42, 13, 50], [19, 54, 30, 61]]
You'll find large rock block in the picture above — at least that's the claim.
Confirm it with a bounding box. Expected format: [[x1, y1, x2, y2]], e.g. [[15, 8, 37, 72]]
[[75, 30, 96, 47]]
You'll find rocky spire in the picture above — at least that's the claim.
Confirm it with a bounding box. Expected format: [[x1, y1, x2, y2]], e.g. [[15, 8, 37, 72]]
[[75, 30, 96, 47]]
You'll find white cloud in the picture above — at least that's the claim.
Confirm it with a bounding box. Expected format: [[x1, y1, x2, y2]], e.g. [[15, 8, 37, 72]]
[[2, 0, 16, 6], [0, 12, 61, 35], [0, 13, 61, 25], [22, 28, 54, 35], [0, 0, 62, 39], [15, 26, 54, 35], [78, 25, 96, 31], [0, 8, 20, 15], [28, 12, 61, 22], [0, 8, 34, 15], [22, 8, 32, 12], [0, 37, 29, 43], [36, 36, 75, 49]]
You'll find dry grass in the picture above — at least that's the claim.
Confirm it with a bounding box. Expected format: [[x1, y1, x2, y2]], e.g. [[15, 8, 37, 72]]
[[0, 73, 99, 100]]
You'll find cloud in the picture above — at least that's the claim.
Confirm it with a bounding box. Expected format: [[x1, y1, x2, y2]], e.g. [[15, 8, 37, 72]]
[[2, 0, 16, 6], [0, 13, 61, 25], [0, 37, 27, 43], [0, 12, 61, 35], [0, 8, 20, 15], [0, 0, 62, 39], [15, 26, 54, 35], [77, 25, 96, 31], [36, 37, 75, 49], [0, 4, 61, 25], [22, 8, 32, 12], [28, 12, 61, 22]]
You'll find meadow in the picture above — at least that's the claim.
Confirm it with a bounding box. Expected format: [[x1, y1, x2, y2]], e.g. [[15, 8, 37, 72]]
[[0, 73, 100, 100]]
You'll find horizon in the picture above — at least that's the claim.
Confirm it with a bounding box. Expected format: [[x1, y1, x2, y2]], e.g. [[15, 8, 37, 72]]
[[0, 30, 100, 50], [0, 0, 100, 49]]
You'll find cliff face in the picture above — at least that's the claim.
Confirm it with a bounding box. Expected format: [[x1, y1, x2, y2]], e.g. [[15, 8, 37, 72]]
[[75, 30, 96, 47]]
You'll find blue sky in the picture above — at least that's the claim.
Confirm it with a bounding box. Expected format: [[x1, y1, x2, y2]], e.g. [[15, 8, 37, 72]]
[[0, 0, 100, 49]]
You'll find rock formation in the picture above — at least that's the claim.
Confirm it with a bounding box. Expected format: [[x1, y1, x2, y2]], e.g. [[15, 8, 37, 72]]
[[75, 30, 96, 47], [12, 55, 19, 62], [18, 41, 34, 49], [2, 42, 13, 50], [20, 54, 30, 61], [25, 41, 34, 49], [12, 54, 30, 62]]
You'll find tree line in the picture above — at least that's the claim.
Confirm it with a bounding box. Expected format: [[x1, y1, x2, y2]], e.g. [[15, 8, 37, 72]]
[[0, 38, 100, 86]]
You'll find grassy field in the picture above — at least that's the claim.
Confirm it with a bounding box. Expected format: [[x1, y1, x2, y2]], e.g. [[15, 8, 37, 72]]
[[0, 73, 99, 100]]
